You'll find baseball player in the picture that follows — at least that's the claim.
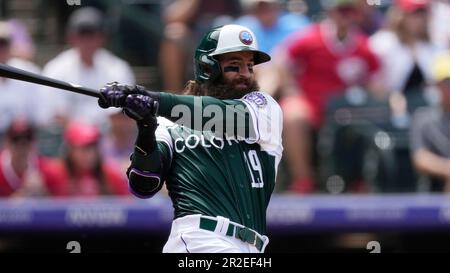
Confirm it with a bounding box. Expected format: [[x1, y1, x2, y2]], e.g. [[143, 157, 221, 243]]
[[98, 24, 283, 253]]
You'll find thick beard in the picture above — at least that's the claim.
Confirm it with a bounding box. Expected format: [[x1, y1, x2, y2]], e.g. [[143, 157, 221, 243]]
[[203, 77, 260, 99]]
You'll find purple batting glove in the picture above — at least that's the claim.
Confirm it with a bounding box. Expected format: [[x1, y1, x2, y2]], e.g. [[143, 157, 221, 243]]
[[123, 94, 159, 126], [98, 82, 132, 108]]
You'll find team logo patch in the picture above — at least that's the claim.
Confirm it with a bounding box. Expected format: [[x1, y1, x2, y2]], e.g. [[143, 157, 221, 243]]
[[239, 31, 253, 46], [243, 92, 267, 108]]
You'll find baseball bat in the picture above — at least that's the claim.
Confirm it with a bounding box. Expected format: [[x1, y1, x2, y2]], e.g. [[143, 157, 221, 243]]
[[0, 63, 101, 98]]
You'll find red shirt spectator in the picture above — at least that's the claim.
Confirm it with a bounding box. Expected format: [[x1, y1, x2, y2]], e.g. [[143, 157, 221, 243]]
[[0, 119, 66, 197], [38, 157, 128, 197], [284, 20, 380, 126], [54, 121, 129, 197], [0, 153, 68, 197], [0, 119, 129, 198], [276, 0, 381, 194]]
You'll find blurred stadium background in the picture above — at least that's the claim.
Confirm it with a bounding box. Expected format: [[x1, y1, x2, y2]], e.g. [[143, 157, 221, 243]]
[[0, 0, 450, 252]]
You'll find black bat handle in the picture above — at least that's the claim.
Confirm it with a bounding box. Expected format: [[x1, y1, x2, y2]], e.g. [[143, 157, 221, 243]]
[[0, 63, 101, 98]]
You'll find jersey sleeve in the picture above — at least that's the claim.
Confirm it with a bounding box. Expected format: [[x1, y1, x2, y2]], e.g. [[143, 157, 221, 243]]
[[239, 92, 283, 167], [158, 93, 252, 140]]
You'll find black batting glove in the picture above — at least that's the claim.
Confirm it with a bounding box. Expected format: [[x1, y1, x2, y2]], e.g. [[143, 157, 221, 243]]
[[98, 82, 160, 109]]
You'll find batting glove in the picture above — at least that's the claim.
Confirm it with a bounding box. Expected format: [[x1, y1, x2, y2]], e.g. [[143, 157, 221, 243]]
[[98, 82, 160, 109], [123, 94, 159, 127]]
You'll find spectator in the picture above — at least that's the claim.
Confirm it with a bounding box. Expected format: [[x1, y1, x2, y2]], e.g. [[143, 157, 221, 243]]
[[0, 119, 66, 197], [235, 0, 310, 96], [42, 7, 135, 127], [51, 121, 129, 197], [411, 52, 450, 193], [159, 0, 241, 93], [236, 0, 310, 54], [369, 0, 442, 96], [275, 0, 380, 193], [0, 21, 42, 136], [8, 19, 36, 61]]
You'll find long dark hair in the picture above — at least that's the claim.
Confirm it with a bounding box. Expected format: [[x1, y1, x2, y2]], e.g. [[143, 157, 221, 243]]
[[183, 80, 205, 96], [64, 144, 111, 195]]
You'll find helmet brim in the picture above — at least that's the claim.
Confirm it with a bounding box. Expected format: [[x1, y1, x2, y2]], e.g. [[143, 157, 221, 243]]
[[209, 46, 271, 65]]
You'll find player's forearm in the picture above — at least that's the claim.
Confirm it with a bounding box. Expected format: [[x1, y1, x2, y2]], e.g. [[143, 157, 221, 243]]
[[158, 92, 253, 138], [128, 126, 170, 198]]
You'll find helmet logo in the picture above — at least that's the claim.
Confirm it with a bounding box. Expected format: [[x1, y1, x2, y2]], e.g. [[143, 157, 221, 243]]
[[239, 31, 253, 46]]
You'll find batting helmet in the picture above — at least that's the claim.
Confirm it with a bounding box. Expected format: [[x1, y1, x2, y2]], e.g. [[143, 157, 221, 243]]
[[194, 24, 271, 83]]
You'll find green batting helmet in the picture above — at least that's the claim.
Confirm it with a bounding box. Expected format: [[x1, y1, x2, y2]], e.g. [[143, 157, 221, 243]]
[[194, 24, 271, 83]]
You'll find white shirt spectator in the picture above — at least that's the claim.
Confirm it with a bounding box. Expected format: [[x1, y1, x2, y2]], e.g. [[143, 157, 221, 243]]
[[0, 58, 41, 133], [369, 30, 443, 94], [41, 48, 135, 127], [430, 0, 450, 49]]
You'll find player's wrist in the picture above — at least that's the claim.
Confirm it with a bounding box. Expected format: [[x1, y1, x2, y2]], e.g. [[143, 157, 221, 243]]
[[134, 120, 158, 155], [133, 85, 161, 101]]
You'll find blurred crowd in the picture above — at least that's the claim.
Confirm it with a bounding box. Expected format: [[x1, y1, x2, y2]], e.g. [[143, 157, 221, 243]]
[[1, 0, 450, 198]]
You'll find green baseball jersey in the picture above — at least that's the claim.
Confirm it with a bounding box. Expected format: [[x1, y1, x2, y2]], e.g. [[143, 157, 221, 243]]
[[156, 92, 283, 234]]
